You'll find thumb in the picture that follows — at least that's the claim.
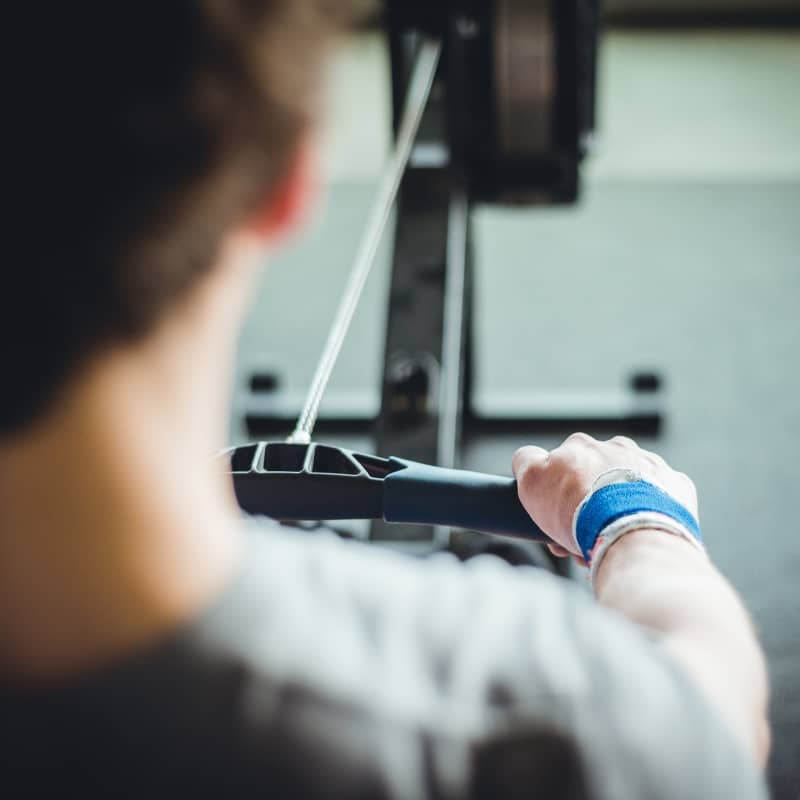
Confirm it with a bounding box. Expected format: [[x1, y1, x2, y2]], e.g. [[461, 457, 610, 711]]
[[513, 445, 564, 550], [512, 445, 549, 479]]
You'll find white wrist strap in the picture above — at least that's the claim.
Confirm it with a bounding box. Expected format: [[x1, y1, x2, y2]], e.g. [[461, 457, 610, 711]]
[[588, 511, 707, 584]]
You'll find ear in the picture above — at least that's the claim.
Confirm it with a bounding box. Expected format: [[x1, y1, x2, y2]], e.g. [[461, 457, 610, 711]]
[[245, 137, 317, 245]]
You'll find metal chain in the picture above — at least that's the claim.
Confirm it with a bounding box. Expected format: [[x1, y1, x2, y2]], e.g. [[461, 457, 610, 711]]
[[288, 39, 441, 444]]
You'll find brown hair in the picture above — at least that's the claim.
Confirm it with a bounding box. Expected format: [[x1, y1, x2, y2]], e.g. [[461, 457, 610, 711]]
[[2, 0, 354, 435]]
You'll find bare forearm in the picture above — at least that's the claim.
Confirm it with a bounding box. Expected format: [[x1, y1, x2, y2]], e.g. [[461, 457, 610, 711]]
[[595, 530, 770, 766], [513, 434, 771, 767]]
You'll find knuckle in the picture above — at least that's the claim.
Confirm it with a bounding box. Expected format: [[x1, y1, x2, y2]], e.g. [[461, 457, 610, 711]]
[[610, 435, 637, 449], [642, 450, 667, 470], [549, 446, 577, 469], [565, 431, 592, 447]]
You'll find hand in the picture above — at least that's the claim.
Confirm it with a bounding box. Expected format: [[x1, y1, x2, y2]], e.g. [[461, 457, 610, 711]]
[[512, 433, 698, 561]]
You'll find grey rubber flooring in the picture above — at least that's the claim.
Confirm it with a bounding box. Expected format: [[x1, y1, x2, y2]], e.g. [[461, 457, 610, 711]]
[[235, 177, 800, 797]]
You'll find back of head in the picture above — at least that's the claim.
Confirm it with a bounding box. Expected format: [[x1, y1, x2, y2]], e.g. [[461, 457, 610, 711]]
[[3, 0, 353, 437]]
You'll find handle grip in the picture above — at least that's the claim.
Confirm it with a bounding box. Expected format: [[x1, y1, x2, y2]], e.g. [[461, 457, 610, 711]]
[[383, 459, 548, 542]]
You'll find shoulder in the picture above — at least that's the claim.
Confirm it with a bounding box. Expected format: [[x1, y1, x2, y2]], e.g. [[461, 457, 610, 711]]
[[215, 520, 590, 712]]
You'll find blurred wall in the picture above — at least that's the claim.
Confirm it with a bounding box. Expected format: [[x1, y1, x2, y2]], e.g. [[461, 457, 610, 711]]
[[606, 0, 800, 12]]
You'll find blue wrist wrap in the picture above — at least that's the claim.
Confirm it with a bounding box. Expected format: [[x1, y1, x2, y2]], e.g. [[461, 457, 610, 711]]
[[575, 480, 702, 563]]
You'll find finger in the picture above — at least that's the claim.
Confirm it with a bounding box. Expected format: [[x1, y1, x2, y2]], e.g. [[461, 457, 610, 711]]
[[610, 435, 638, 449], [512, 445, 549, 477]]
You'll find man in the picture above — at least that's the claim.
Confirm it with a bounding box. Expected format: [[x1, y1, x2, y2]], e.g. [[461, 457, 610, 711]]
[[0, 2, 768, 797]]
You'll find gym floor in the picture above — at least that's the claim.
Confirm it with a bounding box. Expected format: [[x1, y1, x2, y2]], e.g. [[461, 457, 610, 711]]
[[232, 30, 800, 798]]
